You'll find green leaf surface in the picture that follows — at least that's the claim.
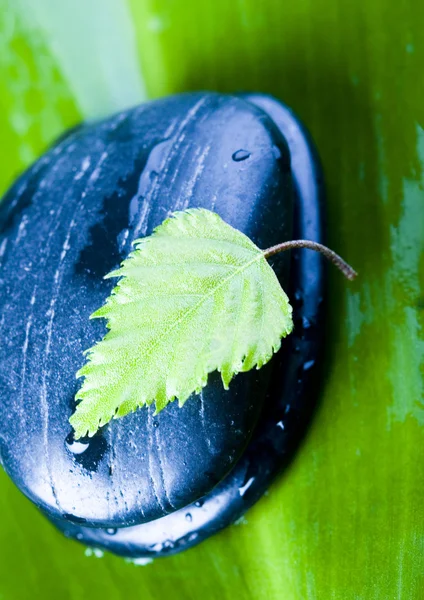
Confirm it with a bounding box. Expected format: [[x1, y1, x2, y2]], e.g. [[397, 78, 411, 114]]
[[0, 1, 423, 599], [0, 0, 81, 195], [71, 209, 292, 438]]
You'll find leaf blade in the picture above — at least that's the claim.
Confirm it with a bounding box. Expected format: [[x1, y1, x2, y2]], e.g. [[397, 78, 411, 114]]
[[70, 208, 293, 438]]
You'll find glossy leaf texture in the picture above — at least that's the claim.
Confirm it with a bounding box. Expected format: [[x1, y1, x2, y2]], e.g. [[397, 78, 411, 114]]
[[0, 1, 423, 599], [71, 209, 292, 438]]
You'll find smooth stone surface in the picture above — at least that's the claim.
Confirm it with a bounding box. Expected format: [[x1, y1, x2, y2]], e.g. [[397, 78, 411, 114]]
[[51, 93, 325, 558], [0, 92, 293, 528]]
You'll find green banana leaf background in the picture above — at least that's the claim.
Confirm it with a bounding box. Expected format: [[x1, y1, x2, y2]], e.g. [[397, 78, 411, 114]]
[[0, 0, 423, 598]]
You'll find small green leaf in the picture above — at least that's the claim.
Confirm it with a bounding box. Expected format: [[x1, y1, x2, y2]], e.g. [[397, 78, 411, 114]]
[[70, 208, 293, 438]]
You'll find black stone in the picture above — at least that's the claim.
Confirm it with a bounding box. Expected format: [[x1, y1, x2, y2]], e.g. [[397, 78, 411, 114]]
[[50, 93, 326, 558], [0, 92, 294, 528]]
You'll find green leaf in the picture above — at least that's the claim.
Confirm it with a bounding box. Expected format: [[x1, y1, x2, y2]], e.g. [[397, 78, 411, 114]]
[[0, 0, 422, 597], [70, 208, 293, 439]]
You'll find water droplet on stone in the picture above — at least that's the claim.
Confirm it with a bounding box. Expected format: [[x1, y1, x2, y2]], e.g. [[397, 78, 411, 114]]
[[232, 149, 251, 162], [302, 316, 311, 329], [66, 437, 90, 455], [238, 476, 255, 497], [303, 359, 315, 371], [276, 421, 285, 430], [65, 431, 108, 472], [162, 540, 175, 551], [149, 542, 163, 553], [294, 289, 303, 305], [195, 499, 204, 508], [106, 528, 117, 535], [185, 512, 192, 522]]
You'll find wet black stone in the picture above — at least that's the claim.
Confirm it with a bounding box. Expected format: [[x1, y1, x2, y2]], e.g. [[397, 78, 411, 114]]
[[51, 93, 326, 558], [0, 92, 293, 528]]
